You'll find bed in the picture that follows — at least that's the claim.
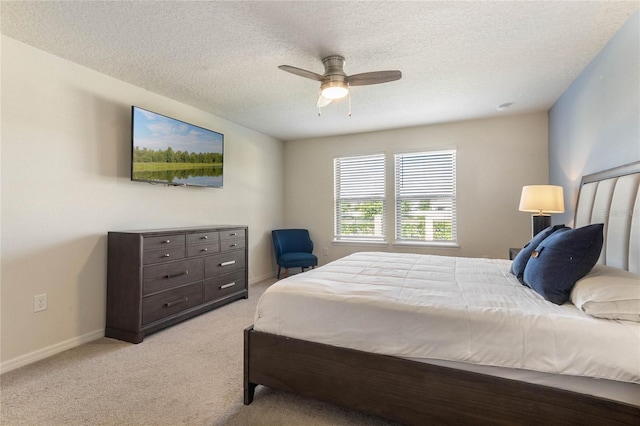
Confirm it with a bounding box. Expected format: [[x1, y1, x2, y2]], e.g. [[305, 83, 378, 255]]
[[244, 161, 640, 425]]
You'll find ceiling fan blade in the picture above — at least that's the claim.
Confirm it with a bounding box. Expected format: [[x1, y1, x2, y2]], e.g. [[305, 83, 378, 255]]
[[347, 70, 402, 86], [317, 94, 333, 108], [278, 65, 324, 81]]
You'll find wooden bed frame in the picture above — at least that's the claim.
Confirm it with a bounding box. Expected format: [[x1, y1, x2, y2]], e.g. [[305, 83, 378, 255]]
[[244, 162, 640, 425]]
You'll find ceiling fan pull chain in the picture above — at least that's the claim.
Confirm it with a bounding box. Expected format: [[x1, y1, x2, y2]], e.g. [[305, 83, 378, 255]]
[[348, 85, 352, 117]]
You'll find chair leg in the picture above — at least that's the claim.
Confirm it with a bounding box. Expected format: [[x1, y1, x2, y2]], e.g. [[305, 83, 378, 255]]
[[277, 266, 281, 279], [285, 268, 289, 278]]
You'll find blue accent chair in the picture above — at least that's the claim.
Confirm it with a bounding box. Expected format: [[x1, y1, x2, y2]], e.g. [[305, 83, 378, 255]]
[[272, 229, 318, 279]]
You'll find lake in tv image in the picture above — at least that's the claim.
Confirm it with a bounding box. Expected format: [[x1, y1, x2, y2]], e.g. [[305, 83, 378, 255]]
[[132, 107, 224, 188]]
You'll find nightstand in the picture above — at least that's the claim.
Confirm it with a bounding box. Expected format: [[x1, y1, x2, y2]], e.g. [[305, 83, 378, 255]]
[[509, 248, 521, 260]]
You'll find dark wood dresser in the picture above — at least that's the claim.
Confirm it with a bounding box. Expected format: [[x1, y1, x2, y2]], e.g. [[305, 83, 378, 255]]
[[106, 226, 248, 343]]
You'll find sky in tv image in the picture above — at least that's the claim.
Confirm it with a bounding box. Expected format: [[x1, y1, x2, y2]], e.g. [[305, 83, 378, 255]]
[[133, 108, 223, 154]]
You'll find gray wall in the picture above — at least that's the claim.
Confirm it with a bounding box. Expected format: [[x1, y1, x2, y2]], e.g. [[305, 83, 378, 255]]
[[1, 36, 284, 371], [284, 113, 549, 263], [549, 11, 639, 226]]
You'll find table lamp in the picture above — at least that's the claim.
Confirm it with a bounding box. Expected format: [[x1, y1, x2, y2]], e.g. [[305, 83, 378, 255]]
[[519, 185, 564, 237]]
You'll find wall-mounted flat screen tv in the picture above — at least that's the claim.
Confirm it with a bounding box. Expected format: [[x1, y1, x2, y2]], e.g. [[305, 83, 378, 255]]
[[131, 106, 224, 188]]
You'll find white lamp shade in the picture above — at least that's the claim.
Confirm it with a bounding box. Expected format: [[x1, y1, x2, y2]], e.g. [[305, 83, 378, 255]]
[[321, 81, 349, 99], [519, 185, 565, 214]]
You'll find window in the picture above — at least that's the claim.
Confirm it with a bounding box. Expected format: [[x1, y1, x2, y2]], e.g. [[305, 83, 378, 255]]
[[394, 150, 456, 243], [334, 154, 386, 242]]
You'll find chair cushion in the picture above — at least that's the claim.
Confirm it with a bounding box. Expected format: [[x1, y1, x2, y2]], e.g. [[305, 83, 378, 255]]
[[278, 252, 318, 268], [272, 229, 314, 255]]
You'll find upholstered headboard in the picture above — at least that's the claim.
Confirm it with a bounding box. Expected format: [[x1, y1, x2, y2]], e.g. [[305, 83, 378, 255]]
[[574, 161, 640, 273]]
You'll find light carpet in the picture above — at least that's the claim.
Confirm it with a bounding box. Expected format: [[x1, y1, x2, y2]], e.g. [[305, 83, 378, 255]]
[[0, 278, 397, 425]]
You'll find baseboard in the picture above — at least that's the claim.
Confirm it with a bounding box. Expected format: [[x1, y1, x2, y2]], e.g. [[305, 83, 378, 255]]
[[0, 329, 104, 375], [249, 271, 276, 284], [2, 274, 274, 375]]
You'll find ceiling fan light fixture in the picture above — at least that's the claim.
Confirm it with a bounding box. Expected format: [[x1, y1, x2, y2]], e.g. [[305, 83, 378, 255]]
[[278, 55, 402, 112], [321, 81, 349, 100]]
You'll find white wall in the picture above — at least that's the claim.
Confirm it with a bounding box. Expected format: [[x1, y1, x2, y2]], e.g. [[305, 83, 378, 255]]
[[284, 112, 549, 263], [549, 11, 639, 225], [0, 36, 284, 370]]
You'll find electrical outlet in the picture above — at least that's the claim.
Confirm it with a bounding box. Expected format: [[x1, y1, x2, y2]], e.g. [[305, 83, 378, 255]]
[[34, 294, 47, 312]]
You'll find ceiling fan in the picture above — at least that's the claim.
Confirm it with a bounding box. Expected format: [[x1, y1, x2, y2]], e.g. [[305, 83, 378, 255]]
[[278, 55, 402, 112]]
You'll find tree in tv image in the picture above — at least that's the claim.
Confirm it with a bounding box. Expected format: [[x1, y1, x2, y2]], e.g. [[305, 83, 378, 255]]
[[132, 107, 224, 187]]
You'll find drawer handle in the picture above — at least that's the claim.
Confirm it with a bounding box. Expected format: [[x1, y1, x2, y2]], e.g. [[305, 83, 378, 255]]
[[201, 248, 208, 252], [162, 253, 171, 258], [220, 260, 236, 267], [202, 236, 208, 240], [164, 297, 188, 308], [165, 271, 188, 279], [163, 240, 171, 244], [230, 244, 238, 248], [220, 282, 236, 290], [230, 232, 237, 236]]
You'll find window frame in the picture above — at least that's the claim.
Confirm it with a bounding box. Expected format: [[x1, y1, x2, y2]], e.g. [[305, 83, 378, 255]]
[[393, 149, 457, 246], [333, 153, 387, 243]]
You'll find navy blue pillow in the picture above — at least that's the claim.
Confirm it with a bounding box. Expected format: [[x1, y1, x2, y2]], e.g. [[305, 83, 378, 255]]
[[523, 223, 604, 305], [510, 224, 567, 283]]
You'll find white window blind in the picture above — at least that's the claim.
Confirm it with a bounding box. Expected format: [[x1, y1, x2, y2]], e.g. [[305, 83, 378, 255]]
[[395, 150, 457, 243], [334, 154, 386, 241]]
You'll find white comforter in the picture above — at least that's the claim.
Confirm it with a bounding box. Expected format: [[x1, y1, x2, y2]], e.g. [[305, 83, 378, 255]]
[[254, 252, 640, 384]]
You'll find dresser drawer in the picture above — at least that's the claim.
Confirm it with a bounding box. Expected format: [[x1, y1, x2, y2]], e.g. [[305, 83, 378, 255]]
[[143, 258, 204, 295], [142, 247, 186, 265], [187, 242, 220, 257], [187, 231, 219, 246], [204, 250, 246, 277], [143, 234, 185, 252], [219, 237, 245, 252], [142, 283, 203, 325], [204, 270, 246, 302], [220, 229, 245, 241]]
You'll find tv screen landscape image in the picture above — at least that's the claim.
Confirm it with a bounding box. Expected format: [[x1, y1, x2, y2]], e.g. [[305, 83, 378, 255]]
[[131, 106, 224, 188]]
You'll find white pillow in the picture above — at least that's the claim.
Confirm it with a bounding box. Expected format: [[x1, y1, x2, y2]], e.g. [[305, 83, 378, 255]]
[[571, 265, 640, 322]]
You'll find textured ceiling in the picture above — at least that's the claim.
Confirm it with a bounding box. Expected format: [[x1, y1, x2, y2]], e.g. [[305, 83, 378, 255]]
[[1, 1, 638, 141]]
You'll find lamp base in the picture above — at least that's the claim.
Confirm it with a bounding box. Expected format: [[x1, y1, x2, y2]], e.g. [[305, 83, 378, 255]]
[[532, 215, 551, 237]]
